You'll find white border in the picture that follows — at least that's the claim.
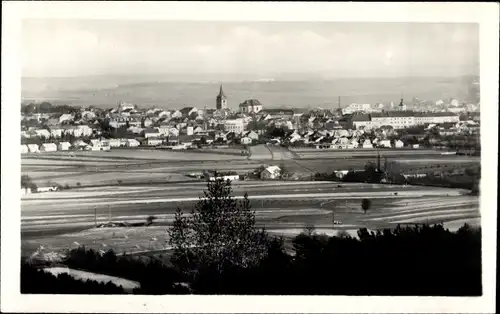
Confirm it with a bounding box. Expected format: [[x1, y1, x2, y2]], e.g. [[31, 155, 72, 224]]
[[1, 2, 498, 313]]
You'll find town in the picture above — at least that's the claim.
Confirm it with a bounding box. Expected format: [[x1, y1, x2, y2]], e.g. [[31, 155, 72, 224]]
[[21, 84, 480, 155]]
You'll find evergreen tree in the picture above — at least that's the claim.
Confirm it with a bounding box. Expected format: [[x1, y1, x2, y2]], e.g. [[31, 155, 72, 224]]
[[168, 179, 270, 277]]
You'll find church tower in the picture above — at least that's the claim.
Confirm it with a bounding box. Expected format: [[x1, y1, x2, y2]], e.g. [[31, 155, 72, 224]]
[[216, 84, 227, 110], [399, 93, 406, 111]]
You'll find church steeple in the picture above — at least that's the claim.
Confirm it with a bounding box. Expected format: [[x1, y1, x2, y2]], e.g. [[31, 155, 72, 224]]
[[216, 84, 228, 110], [399, 93, 406, 111], [218, 84, 226, 97]]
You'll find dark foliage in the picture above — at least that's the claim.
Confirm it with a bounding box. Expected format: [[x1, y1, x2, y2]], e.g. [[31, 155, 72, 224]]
[[62, 247, 187, 294], [21, 261, 126, 294]]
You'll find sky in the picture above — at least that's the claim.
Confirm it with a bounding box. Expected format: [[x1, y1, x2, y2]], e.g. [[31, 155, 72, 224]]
[[21, 20, 479, 79]]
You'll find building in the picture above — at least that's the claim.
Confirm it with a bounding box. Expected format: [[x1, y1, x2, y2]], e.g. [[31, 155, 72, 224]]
[[362, 139, 373, 149], [27, 144, 40, 153], [72, 140, 90, 150], [395, 140, 405, 148], [342, 103, 372, 115], [216, 85, 228, 110], [240, 137, 252, 145], [108, 138, 122, 148], [224, 119, 245, 135], [88, 139, 102, 151], [100, 139, 111, 151], [21, 145, 29, 154], [36, 184, 59, 193], [260, 109, 295, 120], [40, 143, 58, 152], [239, 99, 263, 113], [126, 139, 140, 147], [118, 101, 135, 112], [180, 107, 199, 118], [58, 142, 72, 151], [398, 97, 407, 111], [144, 138, 163, 146], [242, 130, 259, 141], [352, 111, 460, 130], [205, 171, 240, 182], [260, 165, 281, 179], [143, 128, 160, 138], [378, 140, 391, 148]]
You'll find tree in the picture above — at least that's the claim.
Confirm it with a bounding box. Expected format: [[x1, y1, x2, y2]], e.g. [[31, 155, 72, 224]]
[[168, 179, 270, 277], [361, 198, 371, 214]]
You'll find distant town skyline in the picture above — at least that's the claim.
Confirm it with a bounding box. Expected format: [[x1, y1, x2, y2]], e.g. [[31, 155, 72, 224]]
[[22, 20, 479, 79]]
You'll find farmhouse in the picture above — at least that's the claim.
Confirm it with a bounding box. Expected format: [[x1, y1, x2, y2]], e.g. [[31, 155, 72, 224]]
[[260, 165, 281, 180], [88, 139, 102, 151], [240, 137, 252, 145], [395, 140, 405, 148], [143, 128, 160, 139], [126, 139, 140, 147], [144, 137, 163, 146], [27, 144, 40, 153], [21, 145, 29, 154], [108, 138, 122, 148], [40, 143, 58, 152], [362, 139, 373, 149], [72, 140, 90, 150], [378, 140, 391, 148], [204, 171, 240, 182], [36, 183, 59, 193], [58, 142, 72, 151]]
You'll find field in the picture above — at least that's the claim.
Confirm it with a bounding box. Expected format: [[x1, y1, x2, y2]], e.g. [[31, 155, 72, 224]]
[[21, 148, 481, 258]]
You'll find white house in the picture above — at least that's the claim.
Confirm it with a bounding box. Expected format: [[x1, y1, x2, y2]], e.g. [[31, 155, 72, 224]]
[[260, 166, 281, 179], [36, 184, 59, 193], [243, 130, 259, 141], [158, 110, 171, 118], [35, 129, 51, 139], [58, 142, 72, 151], [395, 140, 405, 148], [88, 139, 102, 151], [27, 144, 40, 153], [50, 128, 64, 138], [40, 143, 58, 152], [73, 140, 90, 150], [224, 119, 245, 135], [59, 113, 74, 123], [100, 139, 111, 151], [142, 128, 160, 138], [241, 137, 252, 145], [171, 110, 183, 119], [145, 138, 163, 146], [207, 172, 240, 182], [378, 140, 391, 148], [126, 139, 140, 147], [21, 145, 29, 154], [108, 138, 122, 148], [77, 125, 93, 137], [362, 139, 373, 149]]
